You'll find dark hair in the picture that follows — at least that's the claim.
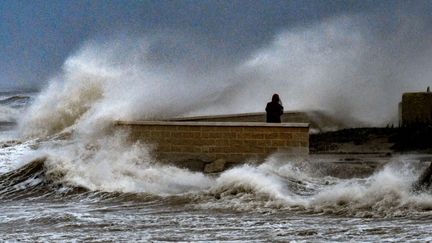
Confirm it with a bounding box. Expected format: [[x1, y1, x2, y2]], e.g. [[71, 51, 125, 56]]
[[272, 94, 280, 103], [271, 93, 282, 106]]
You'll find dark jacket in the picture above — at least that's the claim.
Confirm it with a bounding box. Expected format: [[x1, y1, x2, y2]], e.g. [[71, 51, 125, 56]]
[[265, 102, 283, 123]]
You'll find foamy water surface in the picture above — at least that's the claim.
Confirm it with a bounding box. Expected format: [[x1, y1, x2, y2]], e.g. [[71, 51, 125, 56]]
[[2, 128, 432, 241], [1, 37, 432, 241]]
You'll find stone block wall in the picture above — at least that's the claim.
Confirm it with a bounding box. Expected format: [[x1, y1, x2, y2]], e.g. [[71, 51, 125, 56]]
[[115, 121, 309, 164]]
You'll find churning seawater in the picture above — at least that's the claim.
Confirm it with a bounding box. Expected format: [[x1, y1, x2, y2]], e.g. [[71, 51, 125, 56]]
[[3, 36, 432, 241], [1, 90, 432, 242]]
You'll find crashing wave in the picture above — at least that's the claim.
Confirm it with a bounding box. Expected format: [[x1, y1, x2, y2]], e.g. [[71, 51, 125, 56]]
[[0, 95, 31, 106]]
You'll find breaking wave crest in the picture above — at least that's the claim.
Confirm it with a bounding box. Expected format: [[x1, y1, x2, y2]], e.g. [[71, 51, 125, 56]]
[[18, 72, 105, 138], [200, 159, 432, 217], [4, 32, 431, 220], [1, 131, 212, 197], [0, 95, 30, 106], [41, 133, 212, 195], [0, 105, 19, 124], [17, 35, 234, 138], [0, 158, 47, 200], [4, 145, 432, 218], [0, 95, 31, 124]]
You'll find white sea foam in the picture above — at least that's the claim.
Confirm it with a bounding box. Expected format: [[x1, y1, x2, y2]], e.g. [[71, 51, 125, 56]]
[[0, 105, 20, 123], [188, 156, 432, 217], [5, 129, 432, 218], [9, 15, 432, 218], [18, 15, 432, 138], [39, 131, 212, 194], [0, 140, 35, 174], [18, 71, 105, 138]]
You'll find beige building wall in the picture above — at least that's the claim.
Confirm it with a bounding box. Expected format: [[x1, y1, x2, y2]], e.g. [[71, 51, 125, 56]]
[[401, 92, 432, 126]]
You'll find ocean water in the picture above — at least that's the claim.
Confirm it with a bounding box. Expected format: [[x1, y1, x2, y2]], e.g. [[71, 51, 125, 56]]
[[1, 89, 432, 242], [1, 43, 432, 241]]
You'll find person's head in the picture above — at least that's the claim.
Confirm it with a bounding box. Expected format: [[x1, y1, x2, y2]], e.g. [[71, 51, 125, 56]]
[[271, 94, 280, 103]]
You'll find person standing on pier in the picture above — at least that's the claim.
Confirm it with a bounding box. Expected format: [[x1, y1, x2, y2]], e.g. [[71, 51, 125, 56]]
[[265, 94, 284, 123]]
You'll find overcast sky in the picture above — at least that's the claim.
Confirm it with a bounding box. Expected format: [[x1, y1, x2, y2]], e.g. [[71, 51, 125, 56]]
[[0, 0, 431, 91]]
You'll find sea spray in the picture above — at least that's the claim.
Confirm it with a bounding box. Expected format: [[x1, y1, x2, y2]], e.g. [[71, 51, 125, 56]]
[[18, 35, 235, 138], [39, 131, 212, 194], [0, 95, 32, 124], [9, 22, 432, 219], [0, 141, 35, 174], [307, 163, 415, 217], [4, 133, 432, 218], [191, 157, 432, 217], [16, 18, 421, 139], [15, 20, 392, 140], [0, 105, 20, 123], [18, 70, 105, 138]]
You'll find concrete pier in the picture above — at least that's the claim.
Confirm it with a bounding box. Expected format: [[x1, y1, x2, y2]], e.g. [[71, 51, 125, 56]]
[[115, 121, 309, 171]]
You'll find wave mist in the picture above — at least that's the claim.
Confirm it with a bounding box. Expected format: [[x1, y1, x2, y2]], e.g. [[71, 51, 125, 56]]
[[5, 13, 432, 218]]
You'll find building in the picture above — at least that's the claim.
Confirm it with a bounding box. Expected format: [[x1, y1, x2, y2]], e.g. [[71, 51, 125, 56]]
[[400, 90, 432, 127]]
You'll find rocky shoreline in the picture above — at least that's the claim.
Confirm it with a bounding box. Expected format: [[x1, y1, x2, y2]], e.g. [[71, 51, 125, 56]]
[[308, 127, 432, 178], [310, 127, 432, 154]]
